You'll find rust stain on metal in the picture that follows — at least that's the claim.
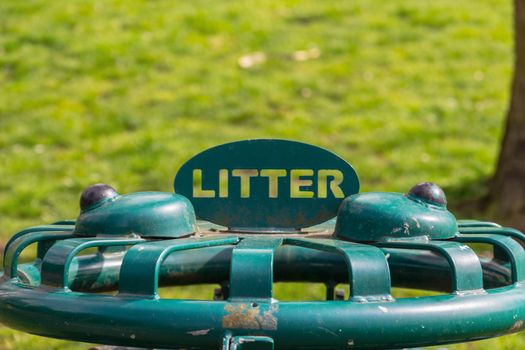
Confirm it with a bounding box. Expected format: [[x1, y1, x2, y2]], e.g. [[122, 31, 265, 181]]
[[222, 303, 278, 330]]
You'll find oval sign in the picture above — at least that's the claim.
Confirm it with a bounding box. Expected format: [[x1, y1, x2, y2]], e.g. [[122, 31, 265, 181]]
[[174, 139, 359, 231]]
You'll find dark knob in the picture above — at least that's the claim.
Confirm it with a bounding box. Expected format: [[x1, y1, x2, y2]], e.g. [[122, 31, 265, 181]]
[[407, 182, 447, 208], [80, 184, 118, 211]]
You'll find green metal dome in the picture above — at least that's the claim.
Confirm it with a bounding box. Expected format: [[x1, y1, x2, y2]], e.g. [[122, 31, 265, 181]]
[[334, 183, 458, 242], [75, 187, 197, 238]]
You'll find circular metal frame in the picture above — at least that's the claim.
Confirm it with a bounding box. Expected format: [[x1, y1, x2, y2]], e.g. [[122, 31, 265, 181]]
[[1, 220, 525, 349]]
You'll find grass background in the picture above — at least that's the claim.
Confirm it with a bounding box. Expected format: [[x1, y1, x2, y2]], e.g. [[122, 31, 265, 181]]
[[0, 0, 520, 348]]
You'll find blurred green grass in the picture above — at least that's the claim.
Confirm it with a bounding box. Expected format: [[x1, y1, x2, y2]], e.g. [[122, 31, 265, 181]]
[[0, 0, 518, 348]]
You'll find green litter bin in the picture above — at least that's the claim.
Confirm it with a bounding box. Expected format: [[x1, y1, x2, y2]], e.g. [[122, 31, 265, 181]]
[[1, 139, 524, 350]]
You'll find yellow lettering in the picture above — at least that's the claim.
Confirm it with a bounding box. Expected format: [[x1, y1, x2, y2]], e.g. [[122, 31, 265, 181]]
[[290, 169, 314, 198], [318, 169, 344, 198], [192, 168, 345, 199], [193, 169, 215, 198], [232, 169, 258, 198], [260, 169, 287, 198], [219, 169, 228, 198]]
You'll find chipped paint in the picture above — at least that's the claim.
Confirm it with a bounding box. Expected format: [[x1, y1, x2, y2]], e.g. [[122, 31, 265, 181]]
[[222, 303, 278, 330], [378, 306, 388, 313], [413, 217, 421, 229], [187, 329, 211, 336], [336, 189, 458, 242], [509, 320, 524, 333]]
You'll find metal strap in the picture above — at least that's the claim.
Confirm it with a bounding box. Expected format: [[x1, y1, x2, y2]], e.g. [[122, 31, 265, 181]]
[[285, 238, 392, 302], [119, 236, 239, 297], [223, 336, 274, 350], [459, 226, 525, 246], [3, 231, 75, 279], [40, 237, 144, 288], [377, 240, 483, 293], [457, 220, 501, 228], [3, 224, 74, 262], [229, 237, 283, 300], [455, 233, 525, 283]]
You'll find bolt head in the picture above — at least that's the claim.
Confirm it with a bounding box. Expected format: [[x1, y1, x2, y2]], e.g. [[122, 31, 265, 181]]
[[407, 182, 447, 208], [80, 184, 118, 211]]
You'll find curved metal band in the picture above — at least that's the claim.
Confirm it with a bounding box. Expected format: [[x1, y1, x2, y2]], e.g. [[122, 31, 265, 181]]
[[455, 234, 525, 283], [119, 236, 239, 297], [376, 240, 483, 293], [1, 281, 525, 349], [459, 226, 525, 246], [229, 237, 282, 300], [4, 231, 75, 279], [40, 237, 144, 288], [285, 238, 392, 302], [457, 220, 501, 228], [3, 224, 75, 261]]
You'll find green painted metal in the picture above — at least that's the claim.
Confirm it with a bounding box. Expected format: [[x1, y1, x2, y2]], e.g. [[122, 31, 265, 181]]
[[2, 140, 525, 349], [9, 237, 514, 292], [458, 219, 502, 228], [174, 139, 359, 231], [455, 234, 525, 283], [459, 225, 525, 244], [284, 238, 392, 302], [3, 224, 75, 260], [40, 237, 145, 289], [119, 236, 239, 297], [226, 336, 274, 350], [335, 191, 458, 242], [376, 240, 483, 293], [75, 192, 197, 238], [1, 280, 525, 349], [1, 219, 525, 349], [4, 230, 75, 279], [229, 237, 282, 300]]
